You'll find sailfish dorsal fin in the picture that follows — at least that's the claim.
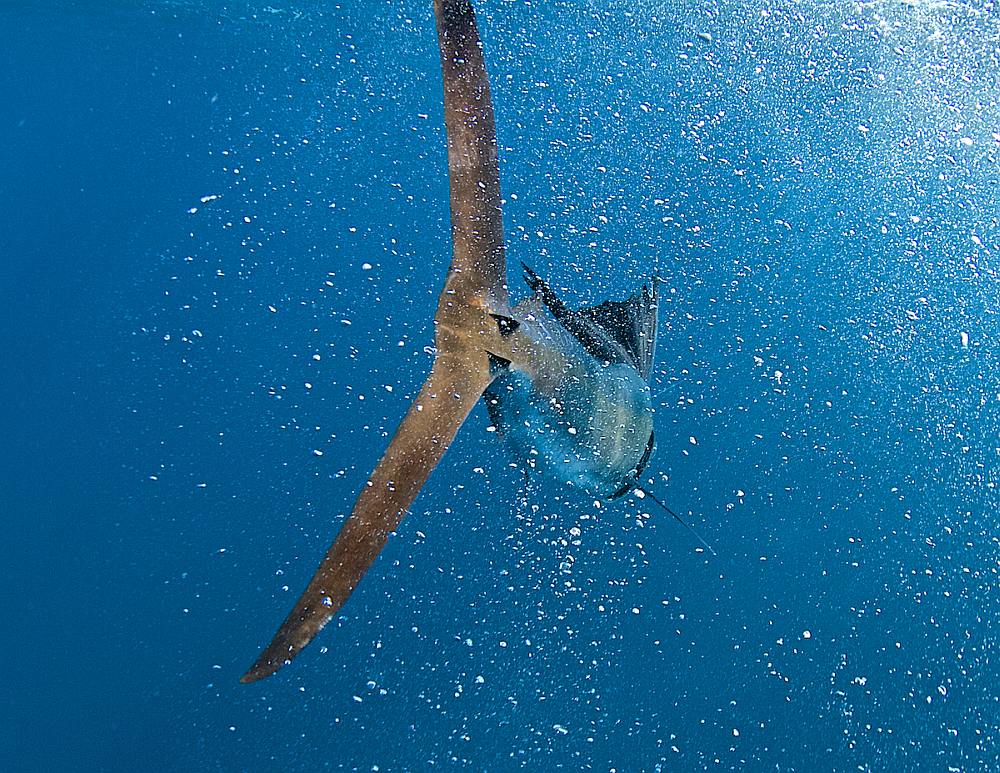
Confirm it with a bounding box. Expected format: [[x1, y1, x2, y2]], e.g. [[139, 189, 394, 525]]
[[522, 263, 660, 379], [578, 278, 660, 380]]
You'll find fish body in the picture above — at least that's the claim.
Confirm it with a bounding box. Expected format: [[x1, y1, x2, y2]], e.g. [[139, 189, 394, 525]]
[[486, 294, 655, 499]]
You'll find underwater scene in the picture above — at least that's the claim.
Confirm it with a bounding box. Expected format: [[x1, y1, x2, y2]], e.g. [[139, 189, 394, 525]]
[[2, 0, 998, 770]]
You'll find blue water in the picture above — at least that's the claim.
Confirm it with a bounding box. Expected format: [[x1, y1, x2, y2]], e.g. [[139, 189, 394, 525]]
[[3, 1, 997, 770]]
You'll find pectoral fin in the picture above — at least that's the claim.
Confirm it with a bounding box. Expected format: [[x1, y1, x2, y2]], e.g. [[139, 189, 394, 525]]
[[241, 354, 494, 683]]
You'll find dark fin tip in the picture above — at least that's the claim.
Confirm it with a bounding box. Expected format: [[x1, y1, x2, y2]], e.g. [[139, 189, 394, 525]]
[[240, 664, 271, 684], [521, 262, 543, 290], [240, 652, 287, 684], [490, 313, 520, 337], [609, 481, 632, 500], [487, 351, 511, 376]]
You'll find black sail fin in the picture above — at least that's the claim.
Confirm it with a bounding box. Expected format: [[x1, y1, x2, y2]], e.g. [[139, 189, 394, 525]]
[[522, 263, 660, 377], [578, 277, 660, 380]]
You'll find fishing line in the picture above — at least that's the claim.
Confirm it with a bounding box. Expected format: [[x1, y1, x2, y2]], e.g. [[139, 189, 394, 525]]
[[636, 487, 717, 557]]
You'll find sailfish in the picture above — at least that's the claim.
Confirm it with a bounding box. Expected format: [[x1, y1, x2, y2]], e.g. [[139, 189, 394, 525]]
[[241, 0, 708, 684]]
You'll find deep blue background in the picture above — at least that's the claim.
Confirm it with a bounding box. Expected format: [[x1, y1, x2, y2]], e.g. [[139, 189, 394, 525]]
[[2, 1, 998, 771]]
